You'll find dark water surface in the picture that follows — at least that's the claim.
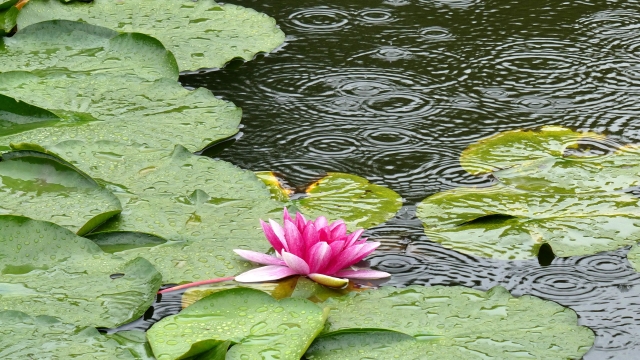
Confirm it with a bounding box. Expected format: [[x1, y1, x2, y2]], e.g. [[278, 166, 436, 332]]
[[136, 1, 640, 358]]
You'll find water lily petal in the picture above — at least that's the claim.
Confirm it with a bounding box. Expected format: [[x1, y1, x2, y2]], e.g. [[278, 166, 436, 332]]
[[329, 219, 345, 230], [235, 265, 299, 282], [260, 220, 285, 253], [269, 219, 289, 252], [234, 249, 286, 266], [302, 222, 319, 258], [308, 273, 349, 288], [282, 251, 311, 274], [324, 242, 380, 275], [314, 216, 328, 229], [295, 212, 307, 229], [330, 222, 347, 240], [308, 242, 332, 273], [335, 269, 390, 279], [284, 219, 304, 257], [283, 207, 294, 223], [345, 229, 364, 248], [318, 227, 331, 242]]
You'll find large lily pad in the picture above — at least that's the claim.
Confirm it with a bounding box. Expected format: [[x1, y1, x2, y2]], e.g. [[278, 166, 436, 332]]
[[11, 141, 285, 283], [460, 126, 603, 175], [0, 93, 61, 136], [0, 311, 137, 359], [0, 71, 241, 152], [0, 215, 162, 328], [257, 171, 402, 230], [0, 150, 121, 234], [417, 182, 640, 260], [310, 285, 594, 359], [0, 20, 178, 80], [18, 0, 286, 71], [147, 288, 327, 360]]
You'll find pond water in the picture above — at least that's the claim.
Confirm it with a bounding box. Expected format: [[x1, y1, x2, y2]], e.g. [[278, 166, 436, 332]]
[[119, 1, 640, 358]]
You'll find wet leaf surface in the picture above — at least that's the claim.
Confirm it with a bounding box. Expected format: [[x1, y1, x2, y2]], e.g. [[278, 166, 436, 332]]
[[0, 216, 162, 328], [309, 285, 594, 359], [0, 150, 121, 234], [18, 0, 286, 71], [147, 288, 326, 360], [417, 183, 640, 260], [0, 311, 137, 359]]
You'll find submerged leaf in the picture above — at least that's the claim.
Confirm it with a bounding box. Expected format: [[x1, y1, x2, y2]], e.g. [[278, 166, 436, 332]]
[[0, 216, 162, 328], [147, 288, 327, 360], [0, 311, 137, 359], [0, 150, 121, 234], [309, 285, 594, 359], [18, 0, 286, 71]]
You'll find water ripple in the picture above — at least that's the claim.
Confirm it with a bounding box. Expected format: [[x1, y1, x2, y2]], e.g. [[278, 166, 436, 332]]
[[288, 7, 351, 32]]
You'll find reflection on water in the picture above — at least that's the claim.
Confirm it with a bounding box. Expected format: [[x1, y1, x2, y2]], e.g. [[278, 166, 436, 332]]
[[176, 0, 640, 358]]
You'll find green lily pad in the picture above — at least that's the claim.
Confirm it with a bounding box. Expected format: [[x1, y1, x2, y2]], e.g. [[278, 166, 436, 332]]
[[0, 215, 162, 328], [11, 141, 285, 283], [311, 285, 594, 359], [87, 232, 167, 254], [0, 5, 17, 35], [626, 243, 640, 272], [491, 145, 640, 194], [257, 171, 402, 230], [0, 311, 137, 359], [0, 93, 61, 136], [18, 0, 286, 71], [106, 331, 156, 360], [0, 150, 121, 234], [0, 71, 240, 152], [0, 0, 18, 10], [460, 126, 604, 175], [147, 288, 327, 360], [0, 20, 178, 80], [416, 182, 640, 260]]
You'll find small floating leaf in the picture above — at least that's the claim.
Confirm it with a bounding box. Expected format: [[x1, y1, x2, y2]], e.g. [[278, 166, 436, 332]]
[[0, 6, 17, 35], [258, 172, 402, 230], [147, 288, 327, 360], [18, 0, 286, 71], [0, 150, 121, 234], [0, 215, 162, 328], [87, 232, 167, 254], [310, 285, 594, 359], [0, 311, 137, 359], [460, 126, 603, 175]]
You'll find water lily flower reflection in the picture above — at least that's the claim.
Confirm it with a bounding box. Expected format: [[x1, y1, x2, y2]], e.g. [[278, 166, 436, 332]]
[[234, 209, 390, 288]]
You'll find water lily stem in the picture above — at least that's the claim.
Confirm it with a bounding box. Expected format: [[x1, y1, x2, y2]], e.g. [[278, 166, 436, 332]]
[[158, 276, 235, 294]]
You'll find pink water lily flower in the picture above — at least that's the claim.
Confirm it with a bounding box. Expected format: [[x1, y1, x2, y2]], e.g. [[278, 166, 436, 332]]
[[234, 208, 390, 288]]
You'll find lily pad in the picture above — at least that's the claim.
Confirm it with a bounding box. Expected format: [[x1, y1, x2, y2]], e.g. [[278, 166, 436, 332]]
[[18, 0, 286, 71], [106, 331, 156, 360], [87, 232, 167, 254], [491, 145, 640, 194], [0, 93, 61, 136], [311, 285, 594, 359], [0, 215, 162, 328], [416, 182, 640, 260], [0, 150, 121, 234], [147, 288, 327, 360], [0, 5, 17, 35], [257, 171, 403, 230], [0, 71, 241, 152], [0, 311, 137, 359], [0, 20, 178, 80], [460, 126, 603, 175], [11, 141, 285, 283]]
